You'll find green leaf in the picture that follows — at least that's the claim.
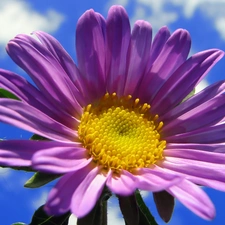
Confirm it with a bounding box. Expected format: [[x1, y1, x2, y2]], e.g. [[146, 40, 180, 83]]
[[118, 194, 139, 225], [181, 88, 195, 103], [24, 171, 60, 188], [0, 165, 34, 172], [12, 223, 27, 225], [153, 191, 174, 223], [29, 205, 70, 225], [30, 134, 48, 141], [135, 190, 158, 225], [0, 88, 19, 100]]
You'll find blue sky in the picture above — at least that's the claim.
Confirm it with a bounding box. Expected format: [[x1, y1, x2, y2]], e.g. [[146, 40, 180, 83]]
[[1, 0, 225, 224]]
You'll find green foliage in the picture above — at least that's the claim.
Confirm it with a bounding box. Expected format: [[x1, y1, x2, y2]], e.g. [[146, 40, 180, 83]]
[[135, 190, 158, 225], [25, 134, 58, 188], [30, 134, 48, 141], [0, 88, 19, 100], [0, 164, 34, 172], [24, 172, 60, 188], [181, 88, 195, 103], [29, 205, 70, 225], [12, 223, 27, 225]]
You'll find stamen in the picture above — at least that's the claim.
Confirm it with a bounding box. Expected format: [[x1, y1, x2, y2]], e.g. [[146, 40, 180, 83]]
[[78, 93, 166, 173]]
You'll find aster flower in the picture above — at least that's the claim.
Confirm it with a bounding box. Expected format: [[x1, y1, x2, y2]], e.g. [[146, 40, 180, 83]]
[[0, 5, 225, 222]]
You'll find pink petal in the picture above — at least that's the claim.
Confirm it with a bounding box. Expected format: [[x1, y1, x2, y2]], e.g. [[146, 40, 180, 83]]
[[164, 148, 225, 164], [45, 167, 92, 215], [167, 180, 215, 220], [32, 145, 91, 173], [167, 142, 225, 153], [0, 140, 80, 167], [71, 166, 108, 217], [0, 140, 37, 166], [160, 157, 225, 182], [135, 167, 182, 192], [106, 170, 136, 195], [156, 161, 225, 192]]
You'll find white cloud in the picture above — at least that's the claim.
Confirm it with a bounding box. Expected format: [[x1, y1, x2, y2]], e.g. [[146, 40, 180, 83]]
[[0, 0, 64, 48], [68, 214, 77, 225], [141, 190, 149, 198], [32, 190, 48, 209], [130, 4, 178, 31], [215, 17, 225, 40], [170, 0, 225, 40], [0, 167, 11, 177], [169, 0, 202, 18], [109, 0, 225, 40], [108, 197, 125, 225], [105, 0, 129, 10], [195, 79, 209, 93]]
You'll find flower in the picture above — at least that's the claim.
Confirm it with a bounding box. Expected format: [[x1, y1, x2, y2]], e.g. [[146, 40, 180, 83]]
[[0, 4, 225, 221]]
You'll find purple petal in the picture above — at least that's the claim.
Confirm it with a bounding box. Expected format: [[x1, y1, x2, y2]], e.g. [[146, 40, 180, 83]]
[[0, 140, 82, 168], [160, 157, 225, 182], [76, 9, 106, 102], [45, 167, 92, 215], [0, 69, 79, 129], [164, 148, 225, 164], [149, 26, 170, 65], [123, 20, 152, 96], [188, 177, 225, 192], [151, 49, 224, 115], [0, 140, 39, 166], [158, 158, 225, 192], [167, 143, 225, 153], [6, 35, 82, 116], [32, 145, 91, 173], [33, 31, 85, 97], [137, 29, 191, 103], [0, 99, 77, 142], [71, 166, 107, 217], [106, 5, 131, 96], [167, 180, 215, 220], [161, 80, 225, 123], [134, 167, 182, 192], [163, 94, 225, 136], [165, 123, 225, 143], [106, 170, 136, 195]]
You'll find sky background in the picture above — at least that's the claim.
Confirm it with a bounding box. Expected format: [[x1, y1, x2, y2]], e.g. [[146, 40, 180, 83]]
[[0, 0, 225, 224]]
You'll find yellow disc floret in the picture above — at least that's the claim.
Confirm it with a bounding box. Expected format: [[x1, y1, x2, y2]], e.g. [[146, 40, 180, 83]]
[[78, 93, 166, 172]]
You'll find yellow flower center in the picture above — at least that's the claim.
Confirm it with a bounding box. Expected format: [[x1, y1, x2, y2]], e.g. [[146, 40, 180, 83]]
[[78, 93, 166, 172]]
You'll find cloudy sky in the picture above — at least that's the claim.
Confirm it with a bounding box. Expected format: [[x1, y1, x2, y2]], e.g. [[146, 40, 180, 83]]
[[0, 0, 225, 224]]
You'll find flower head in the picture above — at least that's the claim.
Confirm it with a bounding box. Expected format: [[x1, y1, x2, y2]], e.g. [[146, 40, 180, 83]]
[[0, 5, 225, 221]]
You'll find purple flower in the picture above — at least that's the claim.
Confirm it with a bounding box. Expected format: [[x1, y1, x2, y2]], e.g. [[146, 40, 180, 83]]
[[0, 5, 225, 221]]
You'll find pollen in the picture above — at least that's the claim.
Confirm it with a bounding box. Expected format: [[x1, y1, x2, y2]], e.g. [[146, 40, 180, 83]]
[[78, 93, 166, 172]]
